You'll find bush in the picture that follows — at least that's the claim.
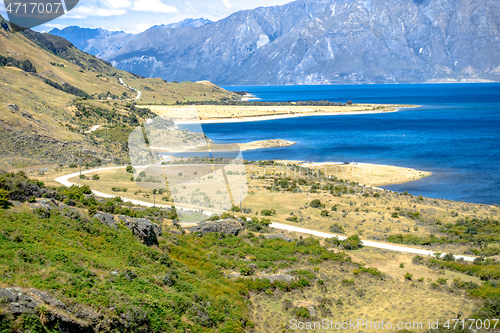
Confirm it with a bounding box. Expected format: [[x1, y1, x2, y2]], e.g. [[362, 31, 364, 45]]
[[0, 189, 10, 208], [92, 174, 100, 180], [310, 199, 324, 208], [329, 223, 345, 234], [320, 210, 329, 217], [404, 272, 413, 280], [260, 209, 276, 216], [442, 253, 455, 262], [341, 234, 363, 250]]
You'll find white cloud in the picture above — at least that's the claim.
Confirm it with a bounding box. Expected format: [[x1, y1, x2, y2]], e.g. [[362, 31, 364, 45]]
[[132, 0, 178, 13], [65, 5, 127, 19], [222, 0, 233, 9], [107, 0, 133, 9]]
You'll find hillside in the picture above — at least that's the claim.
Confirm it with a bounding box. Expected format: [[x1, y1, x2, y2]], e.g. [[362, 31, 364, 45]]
[[53, 0, 500, 85], [0, 15, 240, 168], [0, 166, 498, 332]]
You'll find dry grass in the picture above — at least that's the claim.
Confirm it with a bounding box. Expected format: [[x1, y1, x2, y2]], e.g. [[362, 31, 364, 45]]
[[248, 249, 478, 332]]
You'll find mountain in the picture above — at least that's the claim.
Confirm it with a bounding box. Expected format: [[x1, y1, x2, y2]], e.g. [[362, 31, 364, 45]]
[[49, 26, 135, 59], [162, 18, 213, 29], [49, 18, 212, 59], [61, 0, 499, 85]]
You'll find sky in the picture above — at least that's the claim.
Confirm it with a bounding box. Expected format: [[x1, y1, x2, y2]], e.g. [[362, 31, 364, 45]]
[[0, 0, 295, 33]]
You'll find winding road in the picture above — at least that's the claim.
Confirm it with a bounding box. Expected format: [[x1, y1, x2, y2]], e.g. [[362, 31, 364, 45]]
[[119, 78, 142, 100], [55, 166, 477, 262]]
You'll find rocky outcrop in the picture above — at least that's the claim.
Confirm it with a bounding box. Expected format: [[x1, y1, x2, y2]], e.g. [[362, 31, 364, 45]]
[[94, 212, 117, 229], [118, 215, 162, 246], [0, 287, 98, 332], [185, 218, 244, 236]]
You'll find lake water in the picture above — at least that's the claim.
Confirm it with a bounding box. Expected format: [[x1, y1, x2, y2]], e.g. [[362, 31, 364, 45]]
[[184, 83, 500, 204]]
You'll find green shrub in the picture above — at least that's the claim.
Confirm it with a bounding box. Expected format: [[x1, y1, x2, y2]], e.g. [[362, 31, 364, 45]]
[[341, 234, 363, 250], [404, 272, 413, 280], [310, 199, 324, 208], [0, 189, 10, 208], [260, 209, 276, 216]]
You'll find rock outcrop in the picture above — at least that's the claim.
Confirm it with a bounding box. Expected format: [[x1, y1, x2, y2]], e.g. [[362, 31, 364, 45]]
[[118, 215, 162, 246], [0, 287, 98, 332], [185, 218, 244, 236]]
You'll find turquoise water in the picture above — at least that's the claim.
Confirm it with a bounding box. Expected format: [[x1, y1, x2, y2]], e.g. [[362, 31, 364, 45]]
[[185, 83, 500, 204]]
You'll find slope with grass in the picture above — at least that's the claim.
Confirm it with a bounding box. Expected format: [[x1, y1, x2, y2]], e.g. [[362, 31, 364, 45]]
[[0, 15, 240, 169]]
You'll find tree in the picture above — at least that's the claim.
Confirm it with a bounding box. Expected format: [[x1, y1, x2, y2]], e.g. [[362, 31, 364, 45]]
[[346, 100, 353, 105], [92, 174, 100, 180], [21, 59, 36, 73], [126, 165, 134, 173]]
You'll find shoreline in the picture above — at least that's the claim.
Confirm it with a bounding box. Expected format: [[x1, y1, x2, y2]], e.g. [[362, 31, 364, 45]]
[[174, 107, 406, 125], [276, 160, 432, 187]]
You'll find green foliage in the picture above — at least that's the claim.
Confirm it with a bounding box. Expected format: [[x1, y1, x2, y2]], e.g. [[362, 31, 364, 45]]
[[0, 210, 251, 332], [353, 266, 383, 278], [0, 189, 9, 208], [92, 174, 100, 180], [309, 199, 324, 209], [260, 209, 276, 216], [404, 272, 413, 280], [341, 234, 363, 250]]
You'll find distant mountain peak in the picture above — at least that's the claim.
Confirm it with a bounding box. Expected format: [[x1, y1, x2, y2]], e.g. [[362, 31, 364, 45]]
[[51, 0, 500, 85]]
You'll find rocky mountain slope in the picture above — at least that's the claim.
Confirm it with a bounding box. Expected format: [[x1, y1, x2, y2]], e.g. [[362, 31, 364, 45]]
[[49, 18, 213, 59], [53, 0, 500, 85]]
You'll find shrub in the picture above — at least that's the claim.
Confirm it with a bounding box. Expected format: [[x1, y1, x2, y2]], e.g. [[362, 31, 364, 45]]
[[329, 223, 345, 234], [436, 278, 448, 285], [320, 210, 329, 217], [412, 255, 425, 265], [341, 234, 363, 250], [404, 272, 413, 280], [325, 236, 341, 246], [260, 209, 276, 216], [310, 199, 324, 208], [0, 189, 10, 208], [442, 253, 455, 262], [92, 174, 100, 180]]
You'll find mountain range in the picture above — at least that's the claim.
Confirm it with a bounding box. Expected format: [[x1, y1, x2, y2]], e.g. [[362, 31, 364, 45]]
[[52, 0, 500, 85]]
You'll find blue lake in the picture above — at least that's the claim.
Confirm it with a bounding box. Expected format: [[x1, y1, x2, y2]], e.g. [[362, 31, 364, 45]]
[[184, 83, 500, 204]]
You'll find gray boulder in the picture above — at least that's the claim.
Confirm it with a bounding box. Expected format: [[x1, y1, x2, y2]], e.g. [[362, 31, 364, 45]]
[[93, 212, 117, 229], [185, 219, 244, 236], [118, 215, 161, 246], [264, 233, 295, 242]]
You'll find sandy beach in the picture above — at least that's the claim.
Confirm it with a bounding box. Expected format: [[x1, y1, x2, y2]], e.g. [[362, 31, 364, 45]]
[[143, 104, 414, 124]]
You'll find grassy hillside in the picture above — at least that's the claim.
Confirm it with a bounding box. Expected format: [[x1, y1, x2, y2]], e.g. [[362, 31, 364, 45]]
[[0, 171, 498, 332], [0, 15, 240, 169]]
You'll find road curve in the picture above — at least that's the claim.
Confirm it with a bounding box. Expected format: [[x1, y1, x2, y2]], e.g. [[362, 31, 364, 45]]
[[55, 166, 477, 262]]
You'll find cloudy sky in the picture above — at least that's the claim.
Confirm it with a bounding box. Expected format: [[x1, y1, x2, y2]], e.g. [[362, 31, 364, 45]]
[[0, 0, 294, 33]]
